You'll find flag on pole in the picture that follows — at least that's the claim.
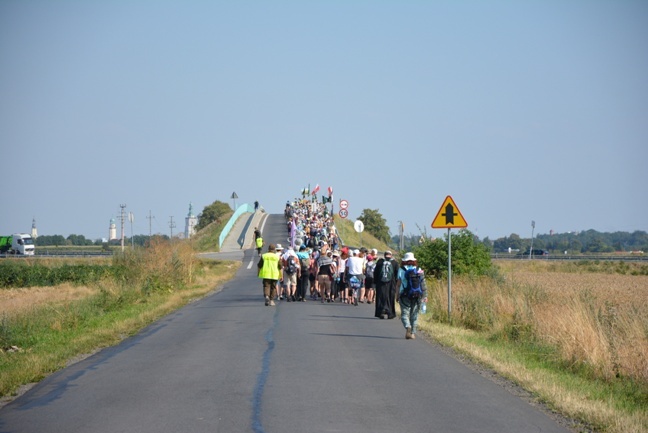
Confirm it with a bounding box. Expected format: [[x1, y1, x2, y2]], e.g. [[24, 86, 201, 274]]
[[327, 186, 333, 197], [312, 184, 320, 195]]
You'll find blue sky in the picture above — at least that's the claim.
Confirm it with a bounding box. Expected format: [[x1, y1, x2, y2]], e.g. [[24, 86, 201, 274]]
[[1, 1, 646, 242]]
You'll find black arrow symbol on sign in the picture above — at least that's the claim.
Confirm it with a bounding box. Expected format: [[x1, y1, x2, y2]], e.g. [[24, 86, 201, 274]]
[[443, 203, 458, 225]]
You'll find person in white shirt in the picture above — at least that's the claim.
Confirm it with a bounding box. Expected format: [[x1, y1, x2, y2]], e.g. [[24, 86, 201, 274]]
[[345, 249, 365, 306]]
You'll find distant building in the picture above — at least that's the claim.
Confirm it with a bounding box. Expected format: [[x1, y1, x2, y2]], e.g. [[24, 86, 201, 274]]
[[31, 218, 38, 239], [185, 203, 198, 239], [109, 218, 117, 241]]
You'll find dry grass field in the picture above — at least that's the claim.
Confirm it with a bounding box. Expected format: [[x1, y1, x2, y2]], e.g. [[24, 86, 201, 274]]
[[497, 260, 648, 382]]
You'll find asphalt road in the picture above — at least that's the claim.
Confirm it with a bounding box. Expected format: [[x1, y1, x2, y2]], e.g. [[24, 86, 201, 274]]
[[0, 214, 573, 433]]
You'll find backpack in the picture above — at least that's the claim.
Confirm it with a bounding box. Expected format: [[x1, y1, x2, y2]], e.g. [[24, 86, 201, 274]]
[[380, 260, 394, 283], [299, 256, 310, 274], [365, 261, 376, 279], [285, 256, 298, 274], [404, 267, 423, 299], [349, 275, 362, 290]]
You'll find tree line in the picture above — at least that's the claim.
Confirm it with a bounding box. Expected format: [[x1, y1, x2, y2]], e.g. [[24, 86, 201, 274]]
[[394, 229, 648, 254]]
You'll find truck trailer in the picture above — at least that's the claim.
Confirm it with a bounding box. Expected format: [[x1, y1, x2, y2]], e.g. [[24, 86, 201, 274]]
[[0, 233, 35, 255]]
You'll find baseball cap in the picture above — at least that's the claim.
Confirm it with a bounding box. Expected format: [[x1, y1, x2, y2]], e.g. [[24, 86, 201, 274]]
[[384, 250, 392, 257]]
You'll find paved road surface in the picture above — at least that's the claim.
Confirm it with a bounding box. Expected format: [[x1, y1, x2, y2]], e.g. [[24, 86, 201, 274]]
[[0, 214, 573, 433]]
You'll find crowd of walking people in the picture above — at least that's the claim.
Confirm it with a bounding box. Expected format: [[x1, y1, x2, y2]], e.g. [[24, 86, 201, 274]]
[[256, 197, 428, 339]]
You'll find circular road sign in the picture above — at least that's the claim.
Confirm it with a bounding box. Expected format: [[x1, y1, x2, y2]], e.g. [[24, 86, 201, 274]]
[[339, 209, 349, 219], [339, 199, 349, 210], [354, 220, 365, 233]]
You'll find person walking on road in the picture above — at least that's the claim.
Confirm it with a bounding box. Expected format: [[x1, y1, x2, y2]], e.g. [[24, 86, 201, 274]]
[[365, 251, 377, 304], [282, 246, 300, 302], [255, 234, 263, 256], [257, 244, 283, 306], [316, 249, 337, 303], [296, 245, 310, 302], [346, 249, 365, 306], [374, 251, 398, 319], [397, 252, 427, 339]]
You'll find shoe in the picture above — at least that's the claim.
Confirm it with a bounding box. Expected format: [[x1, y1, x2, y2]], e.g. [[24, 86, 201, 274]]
[[287, 297, 292, 302], [411, 333, 416, 340], [270, 300, 276, 306], [367, 301, 372, 304], [406, 327, 413, 339], [354, 298, 358, 306], [292, 295, 296, 302], [265, 296, 270, 306]]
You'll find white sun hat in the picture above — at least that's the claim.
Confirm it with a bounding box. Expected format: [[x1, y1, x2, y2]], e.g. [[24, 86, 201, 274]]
[[402, 252, 416, 262]]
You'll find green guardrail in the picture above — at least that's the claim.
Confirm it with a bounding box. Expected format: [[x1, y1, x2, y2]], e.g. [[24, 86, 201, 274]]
[[219, 203, 255, 248]]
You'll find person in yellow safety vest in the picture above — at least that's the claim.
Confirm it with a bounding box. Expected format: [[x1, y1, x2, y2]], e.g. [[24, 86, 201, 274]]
[[258, 243, 283, 306], [256, 235, 263, 256]]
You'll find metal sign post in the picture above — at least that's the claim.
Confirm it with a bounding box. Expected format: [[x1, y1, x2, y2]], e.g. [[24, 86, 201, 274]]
[[447, 228, 452, 322]]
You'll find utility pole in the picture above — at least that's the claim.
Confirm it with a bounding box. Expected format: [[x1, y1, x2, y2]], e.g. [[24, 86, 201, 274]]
[[120, 204, 127, 252], [169, 216, 176, 239], [529, 220, 536, 259], [398, 221, 404, 251], [146, 210, 155, 238], [129, 212, 134, 249]]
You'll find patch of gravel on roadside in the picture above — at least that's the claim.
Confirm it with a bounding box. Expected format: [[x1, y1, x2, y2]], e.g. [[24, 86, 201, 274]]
[[417, 330, 595, 433]]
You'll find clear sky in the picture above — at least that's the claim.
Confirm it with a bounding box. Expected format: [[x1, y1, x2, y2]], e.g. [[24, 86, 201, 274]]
[[1, 1, 646, 242]]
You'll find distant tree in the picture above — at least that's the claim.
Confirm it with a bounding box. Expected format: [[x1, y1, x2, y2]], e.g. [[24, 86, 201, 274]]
[[67, 234, 88, 246], [36, 235, 66, 246], [481, 237, 493, 252], [195, 200, 232, 232], [585, 235, 613, 253], [358, 209, 391, 244]]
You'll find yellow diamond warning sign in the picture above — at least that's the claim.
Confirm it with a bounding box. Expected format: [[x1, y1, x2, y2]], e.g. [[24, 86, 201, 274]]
[[432, 196, 468, 229]]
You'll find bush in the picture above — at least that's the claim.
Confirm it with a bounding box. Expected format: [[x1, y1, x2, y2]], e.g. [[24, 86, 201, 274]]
[[414, 229, 492, 278]]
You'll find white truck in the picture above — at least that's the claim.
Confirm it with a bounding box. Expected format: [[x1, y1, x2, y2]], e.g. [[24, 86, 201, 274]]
[[0, 233, 36, 256]]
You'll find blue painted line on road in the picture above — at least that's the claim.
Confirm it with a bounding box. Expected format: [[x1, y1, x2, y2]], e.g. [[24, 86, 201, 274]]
[[251, 307, 278, 433]]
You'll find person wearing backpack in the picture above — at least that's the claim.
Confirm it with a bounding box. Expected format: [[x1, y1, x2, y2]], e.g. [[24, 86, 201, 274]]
[[397, 252, 427, 339], [364, 250, 377, 304], [281, 246, 300, 302], [257, 244, 283, 306], [296, 245, 311, 302], [373, 251, 398, 319]]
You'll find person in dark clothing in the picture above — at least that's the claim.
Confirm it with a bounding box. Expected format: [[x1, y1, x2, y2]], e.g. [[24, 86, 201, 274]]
[[373, 251, 399, 319]]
